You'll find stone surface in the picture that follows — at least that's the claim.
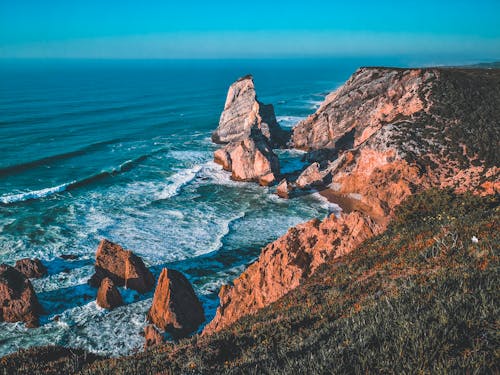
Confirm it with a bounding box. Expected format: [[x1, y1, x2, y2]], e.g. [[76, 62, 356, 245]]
[[89, 239, 155, 294], [204, 211, 382, 334], [96, 277, 123, 310], [291, 68, 500, 220], [147, 268, 205, 338], [0, 264, 42, 327], [143, 324, 164, 349], [212, 75, 288, 147], [276, 179, 291, 199], [14, 258, 47, 279], [214, 132, 280, 185], [295, 162, 330, 189]]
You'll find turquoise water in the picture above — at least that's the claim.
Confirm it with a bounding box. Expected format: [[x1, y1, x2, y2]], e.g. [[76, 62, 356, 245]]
[[0, 58, 400, 356]]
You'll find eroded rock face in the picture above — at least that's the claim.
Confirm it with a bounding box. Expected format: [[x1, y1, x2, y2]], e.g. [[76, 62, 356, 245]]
[[0, 264, 42, 327], [14, 258, 47, 279], [203, 211, 382, 334], [96, 277, 123, 310], [144, 324, 164, 349], [147, 268, 205, 338], [214, 133, 280, 185], [292, 67, 500, 219], [276, 179, 291, 199], [204, 67, 500, 337], [89, 239, 155, 294], [212, 75, 287, 147], [212, 76, 285, 186]]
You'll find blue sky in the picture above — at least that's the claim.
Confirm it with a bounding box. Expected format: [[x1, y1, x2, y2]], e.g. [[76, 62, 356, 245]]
[[0, 0, 499, 59]]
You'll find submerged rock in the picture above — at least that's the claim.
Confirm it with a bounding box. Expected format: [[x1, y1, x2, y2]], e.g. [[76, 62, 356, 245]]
[[0, 264, 42, 327], [143, 324, 164, 349], [147, 268, 204, 338], [212, 75, 288, 147], [14, 258, 47, 279], [89, 239, 155, 294], [96, 277, 123, 310]]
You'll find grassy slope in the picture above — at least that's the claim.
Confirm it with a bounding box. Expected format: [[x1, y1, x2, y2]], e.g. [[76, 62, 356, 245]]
[[2, 189, 499, 374]]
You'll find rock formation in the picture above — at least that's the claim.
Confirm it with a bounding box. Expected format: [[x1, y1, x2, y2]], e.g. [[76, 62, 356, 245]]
[[143, 324, 164, 349], [0, 264, 42, 327], [212, 75, 287, 147], [14, 258, 47, 279], [89, 239, 155, 294], [276, 179, 291, 199], [205, 67, 500, 335], [291, 67, 500, 219], [147, 268, 205, 338], [204, 211, 382, 333], [212, 76, 287, 186], [96, 277, 123, 310], [214, 131, 280, 185]]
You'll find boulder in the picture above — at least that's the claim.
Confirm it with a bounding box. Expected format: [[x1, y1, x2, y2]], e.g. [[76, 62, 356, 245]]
[[147, 268, 205, 338], [0, 264, 42, 327], [296, 162, 330, 189], [144, 324, 164, 349], [214, 133, 280, 186], [96, 277, 123, 310], [212, 75, 287, 147], [276, 179, 291, 199], [89, 239, 155, 294], [14, 258, 47, 279]]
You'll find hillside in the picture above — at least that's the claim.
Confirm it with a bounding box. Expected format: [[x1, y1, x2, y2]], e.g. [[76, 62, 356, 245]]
[[1, 189, 498, 374]]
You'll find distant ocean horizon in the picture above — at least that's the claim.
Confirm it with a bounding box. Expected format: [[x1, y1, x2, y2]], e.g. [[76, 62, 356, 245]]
[[0, 57, 449, 355]]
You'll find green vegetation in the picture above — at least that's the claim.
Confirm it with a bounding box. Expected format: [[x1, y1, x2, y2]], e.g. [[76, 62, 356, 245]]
[[2, 189, 499, 374]]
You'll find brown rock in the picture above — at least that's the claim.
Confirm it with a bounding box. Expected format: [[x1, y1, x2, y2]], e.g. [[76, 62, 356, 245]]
[[204, 211, 382, 334], [96, 277, 123, 310], [214, 134, 280, 185], [144, 324, 163, 349], [0, 264, 42, 327], [276, 179, 291, 199], [295, 162, 330, 189], [147, 268, 204, 338], [14, 258, 47, 279], [89, 239, 155, 294], [212, 75, 288, 147]]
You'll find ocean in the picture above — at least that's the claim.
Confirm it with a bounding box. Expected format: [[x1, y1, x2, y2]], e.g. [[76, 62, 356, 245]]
[[0, 58, 404, 356]]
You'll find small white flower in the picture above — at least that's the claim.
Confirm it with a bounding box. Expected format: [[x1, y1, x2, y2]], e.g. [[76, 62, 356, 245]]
[[471, 236, 479, 243]]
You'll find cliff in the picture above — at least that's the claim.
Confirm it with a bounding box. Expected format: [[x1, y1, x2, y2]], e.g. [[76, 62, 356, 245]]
[[292, 67, 500, 220], [204, 67, 500, 334]]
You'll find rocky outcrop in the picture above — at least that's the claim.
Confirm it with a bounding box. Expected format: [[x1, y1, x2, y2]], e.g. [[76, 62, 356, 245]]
[[96, 277, 123, 310], [214, 131, 280, 185], [204, 211, 382, 334], [291, 67, 500, 219], [295, 162, 331, 189], [147, 268, 205, 338], [143, 324, 164, 349], [212, 75, 287, 147], [14, 258, 47, 279], [0, 264, 42, 327], [212, 76, 287, 186], [204, 67, 500, 337], [89, 239, 155, 294], [276, 179, 291, 199]]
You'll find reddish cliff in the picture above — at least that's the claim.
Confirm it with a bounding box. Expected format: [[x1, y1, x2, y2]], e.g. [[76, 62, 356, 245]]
[[204, 67, 500, 335], [204, 211, 381, 333]]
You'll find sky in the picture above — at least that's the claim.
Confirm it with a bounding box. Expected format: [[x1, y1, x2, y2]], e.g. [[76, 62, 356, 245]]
[[0, 0, 499, 60]]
